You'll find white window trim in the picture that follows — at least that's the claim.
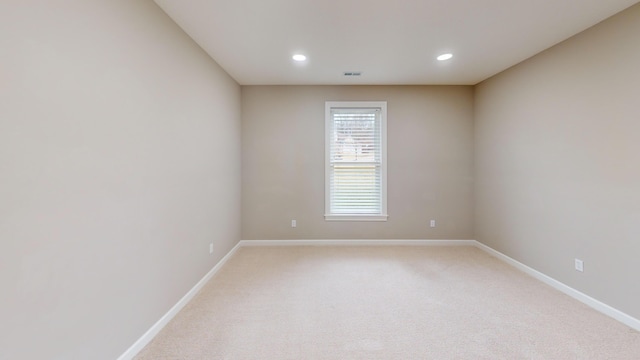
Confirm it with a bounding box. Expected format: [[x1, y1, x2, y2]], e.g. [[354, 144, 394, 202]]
[[324, 101, 388, 221]]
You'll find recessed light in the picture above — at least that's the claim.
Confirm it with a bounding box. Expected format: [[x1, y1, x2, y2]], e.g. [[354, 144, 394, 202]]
[[437, 53, 453, 61], [292, 54, 307, 62]]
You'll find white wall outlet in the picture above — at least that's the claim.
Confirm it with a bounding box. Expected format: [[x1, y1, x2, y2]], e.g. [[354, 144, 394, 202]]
[[209, 243, 213, 254], [574, 258, 584, 272], [291, 219, 297, 228], [430, 220, 436, 228]]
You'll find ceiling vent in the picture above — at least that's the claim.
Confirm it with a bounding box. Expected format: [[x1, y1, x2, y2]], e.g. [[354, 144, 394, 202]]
[[343, 72, 362, 76]]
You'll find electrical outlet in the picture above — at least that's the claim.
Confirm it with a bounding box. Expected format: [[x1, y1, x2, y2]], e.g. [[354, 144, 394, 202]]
[[430, 220, 436, 228], [209, 243, 213, 254], [291, 220, 297, 228], [574, 258, 584, 272]]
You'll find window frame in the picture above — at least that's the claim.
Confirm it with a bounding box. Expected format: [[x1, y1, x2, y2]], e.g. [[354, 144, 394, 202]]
[[324, 101, 388, 221]]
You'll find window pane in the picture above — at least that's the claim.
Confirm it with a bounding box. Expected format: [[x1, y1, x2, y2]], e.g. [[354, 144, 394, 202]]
[[325, 101, 387, 220], [330, 165, 381, 214], [330, 111, 380, 163]]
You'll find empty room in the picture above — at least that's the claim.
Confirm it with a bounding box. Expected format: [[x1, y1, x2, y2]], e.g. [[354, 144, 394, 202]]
[[2, 0, 639, 359]]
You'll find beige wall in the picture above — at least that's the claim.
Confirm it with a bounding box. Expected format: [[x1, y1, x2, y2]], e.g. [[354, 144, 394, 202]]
[[0, 1, 241, 359], [475, 3, 640, 319], [242, 86, 474, 240]]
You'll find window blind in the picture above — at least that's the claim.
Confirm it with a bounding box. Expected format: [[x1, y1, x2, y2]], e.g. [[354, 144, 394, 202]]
[[328, 108, 382, 215]]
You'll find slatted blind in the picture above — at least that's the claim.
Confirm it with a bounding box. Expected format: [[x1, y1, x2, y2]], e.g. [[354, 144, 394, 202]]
[[328, 107, 382, 214]]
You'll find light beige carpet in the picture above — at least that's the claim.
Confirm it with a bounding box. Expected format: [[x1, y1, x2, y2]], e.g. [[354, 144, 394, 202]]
[[135, 246, 640, 359]]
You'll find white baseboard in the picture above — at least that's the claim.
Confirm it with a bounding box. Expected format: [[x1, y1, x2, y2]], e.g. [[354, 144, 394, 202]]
[[120, 238, 640, 359], [117, 241, 243, 360], [473, 241, 640, 332], [240, 239, 477, 247]]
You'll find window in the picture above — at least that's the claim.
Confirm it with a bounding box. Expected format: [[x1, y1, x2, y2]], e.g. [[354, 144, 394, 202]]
[[325, 101, 387, 221]]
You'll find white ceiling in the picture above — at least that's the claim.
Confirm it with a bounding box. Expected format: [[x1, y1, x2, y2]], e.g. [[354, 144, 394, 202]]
[[154, 0, 638, 85]]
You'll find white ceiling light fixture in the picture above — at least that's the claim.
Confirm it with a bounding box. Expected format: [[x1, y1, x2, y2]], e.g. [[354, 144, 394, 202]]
[[292, 54, 307, 62], [437, 53, 453, 61]]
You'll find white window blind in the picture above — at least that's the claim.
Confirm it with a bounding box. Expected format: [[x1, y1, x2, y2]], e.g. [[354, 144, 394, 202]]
[[325, 102, 387, 221]]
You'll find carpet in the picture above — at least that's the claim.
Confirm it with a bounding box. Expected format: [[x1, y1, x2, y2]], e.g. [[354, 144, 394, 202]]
[[135, 246, 640, 359]]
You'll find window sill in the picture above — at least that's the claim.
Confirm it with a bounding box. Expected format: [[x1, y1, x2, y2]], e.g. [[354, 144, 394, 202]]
[[324, 214, 388, 222]]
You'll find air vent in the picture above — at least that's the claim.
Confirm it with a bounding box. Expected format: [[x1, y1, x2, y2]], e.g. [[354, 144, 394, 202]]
[[343, 72, 362, 76]]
